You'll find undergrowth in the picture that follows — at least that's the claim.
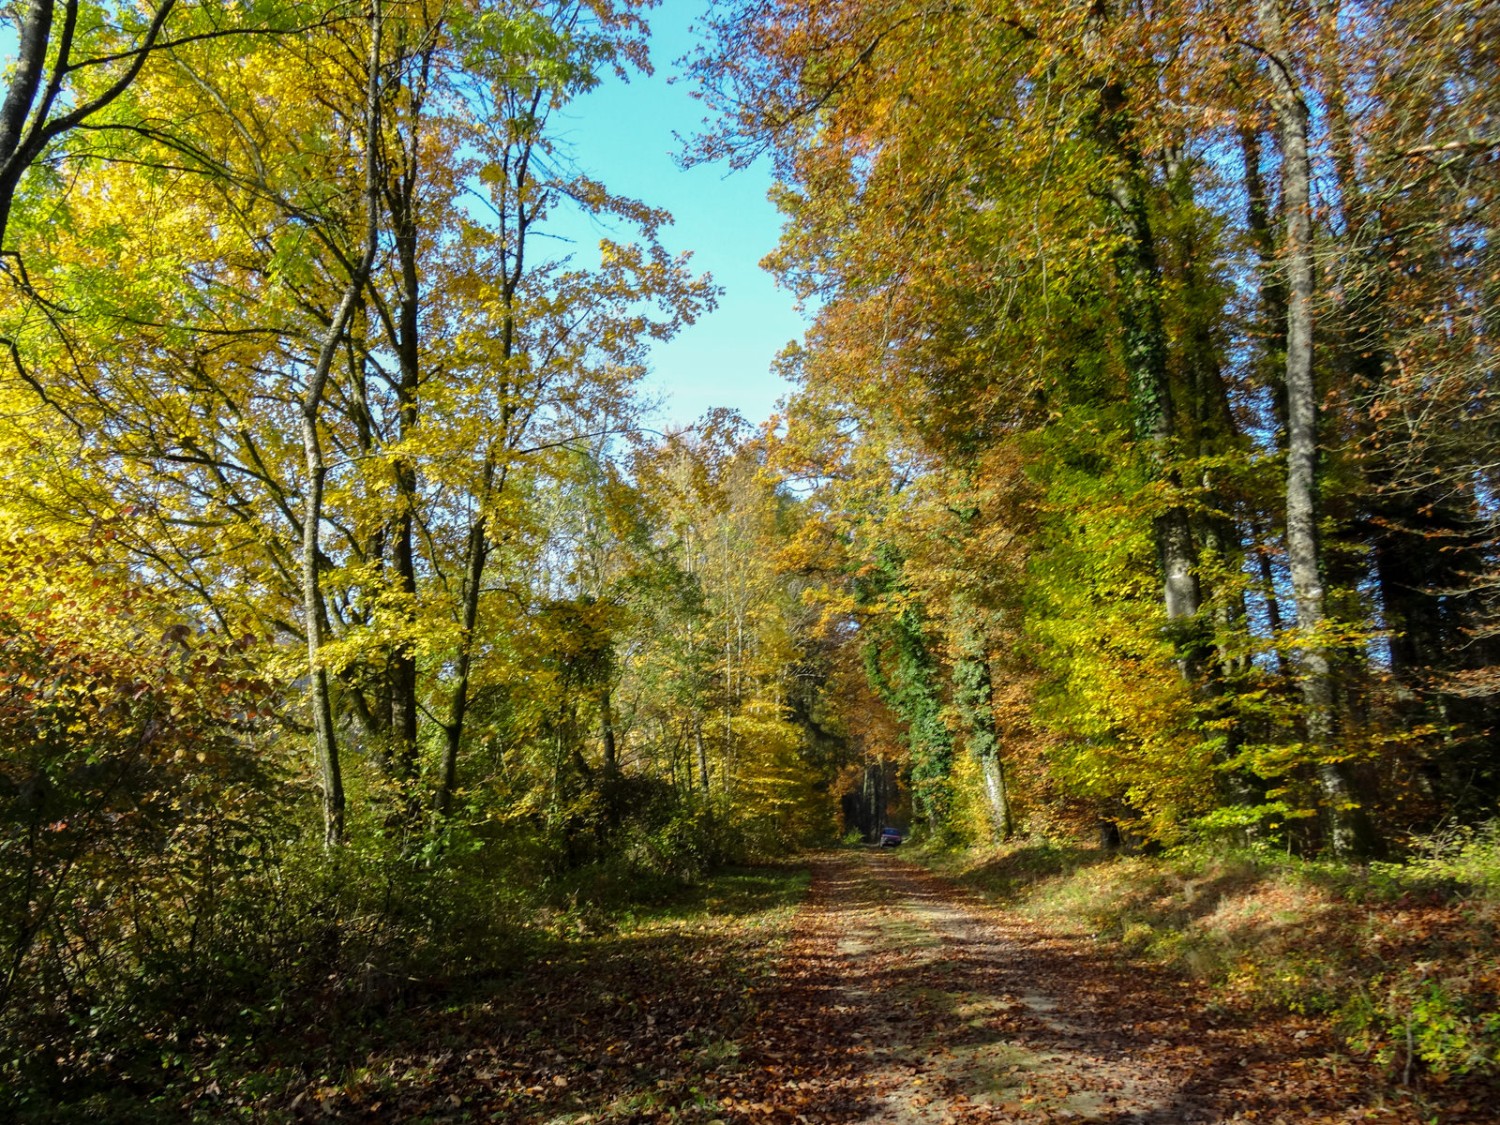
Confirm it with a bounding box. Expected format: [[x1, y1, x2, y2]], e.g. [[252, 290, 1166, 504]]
[[918, 822, 1500, 1086], [1, 787, 806, 1124]]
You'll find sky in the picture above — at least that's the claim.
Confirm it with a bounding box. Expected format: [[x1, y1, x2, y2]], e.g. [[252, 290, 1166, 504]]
[[552, 0, 807, 430]]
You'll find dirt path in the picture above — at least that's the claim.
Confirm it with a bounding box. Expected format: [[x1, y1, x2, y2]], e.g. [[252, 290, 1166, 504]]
[[720, 851, 1436, 1124], [257, 853, 1487, 1122]]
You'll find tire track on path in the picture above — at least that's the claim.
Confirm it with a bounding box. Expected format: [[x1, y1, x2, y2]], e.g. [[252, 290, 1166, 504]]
[[730, 850, 1425, 1124]]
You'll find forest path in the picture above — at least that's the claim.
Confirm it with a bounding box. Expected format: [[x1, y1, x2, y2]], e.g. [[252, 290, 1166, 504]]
[[270, 852, 1457, 1123], [722, 851, 1413, 1124]]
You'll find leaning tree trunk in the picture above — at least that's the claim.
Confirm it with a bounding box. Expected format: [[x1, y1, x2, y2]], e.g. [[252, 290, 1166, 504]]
[[299, 2, 384, 848], [1256, 0, 1376, 857]]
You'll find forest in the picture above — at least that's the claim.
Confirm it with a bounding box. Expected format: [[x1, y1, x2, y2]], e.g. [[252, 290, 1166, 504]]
[[1, 0, 1497, 1118]]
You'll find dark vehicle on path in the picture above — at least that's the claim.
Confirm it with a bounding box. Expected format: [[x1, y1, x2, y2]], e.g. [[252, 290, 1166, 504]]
[[878, 828, 903, 847]]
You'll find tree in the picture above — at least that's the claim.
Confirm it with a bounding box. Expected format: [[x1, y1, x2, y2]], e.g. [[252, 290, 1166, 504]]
[[0, 0, 711, 843], [0, 0, 178, 251]]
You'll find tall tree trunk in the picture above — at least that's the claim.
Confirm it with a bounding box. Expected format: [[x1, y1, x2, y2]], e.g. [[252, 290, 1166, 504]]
[[1241, 123, 1291, 683], [300, 2, 383, 848], [696, 724, 710, 795], [1256, 0, 1375, 857], [381, 45, 432, 786], [432, 87, 542, 817], [386, 256, 420, 784], [1241, 124, 1290, 431], [1097, 84, 1203, 661], [437, 462, 494, 818], [1168, 158, 1268, 811], [300, 422, 344, 848], [340, 343, 395, 757]]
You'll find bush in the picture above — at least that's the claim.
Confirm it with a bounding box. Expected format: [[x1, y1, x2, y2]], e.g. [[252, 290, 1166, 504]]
[[1343, 974, 1500, 1081], [0, 546, 291, 1114]]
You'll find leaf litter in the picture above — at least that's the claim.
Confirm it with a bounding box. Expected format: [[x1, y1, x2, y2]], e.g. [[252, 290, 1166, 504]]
[[246, 852, 1494, 1123]]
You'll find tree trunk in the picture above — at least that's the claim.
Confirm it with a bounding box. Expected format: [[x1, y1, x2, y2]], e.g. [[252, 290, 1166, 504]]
[[979, 751, 1014, 842], [601, 686, 618, 775], [951, 625, 1014, 841], [1097, 84, 1203, 658], [696, 724, 710, 795], [385, 69, 428, 785], [0, 0, 55, 250], [432, 88, 542, 817], [437, 467, 492, 818], [1241, 124, 1290, 431], [387, 341, 419, 785], [298, 2, 383, 848], [1256, 0, 1375, 857], [0, 0, 178, 250], [300, 419, 344, 848]]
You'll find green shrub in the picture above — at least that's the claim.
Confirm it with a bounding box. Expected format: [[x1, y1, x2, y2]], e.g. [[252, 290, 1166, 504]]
[[1343, 975, 1500, 1080]]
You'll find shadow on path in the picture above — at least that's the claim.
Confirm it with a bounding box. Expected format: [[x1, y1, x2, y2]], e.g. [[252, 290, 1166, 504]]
[[719, 852, 1459, 1124], [250, 853, 1488, 1123]]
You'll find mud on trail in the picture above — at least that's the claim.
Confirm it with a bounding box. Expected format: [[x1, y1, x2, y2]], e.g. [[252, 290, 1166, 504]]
[[258, 852, 1487, 1123]]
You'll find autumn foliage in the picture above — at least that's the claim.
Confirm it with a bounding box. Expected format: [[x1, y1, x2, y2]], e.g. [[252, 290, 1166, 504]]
[[1, 0, 1498, 1114], [690, 0, 1500, 856]]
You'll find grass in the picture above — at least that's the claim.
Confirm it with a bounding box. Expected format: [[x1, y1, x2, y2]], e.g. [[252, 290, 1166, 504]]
[[527, 859, 809, 940], [914, 825, 1500, 1086]]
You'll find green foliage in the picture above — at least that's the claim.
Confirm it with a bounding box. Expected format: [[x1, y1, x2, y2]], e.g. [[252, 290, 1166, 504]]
[[858, 547, 956, 831], [582, 778, 738, 882], [1022, 409, 1213, 838], [1367, 821, 1500, 898], [1342, 975, 1500, 1081]]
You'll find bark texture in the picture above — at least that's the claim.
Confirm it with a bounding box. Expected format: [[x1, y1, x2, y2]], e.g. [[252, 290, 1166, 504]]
[[1256, 0, 1375, 857]]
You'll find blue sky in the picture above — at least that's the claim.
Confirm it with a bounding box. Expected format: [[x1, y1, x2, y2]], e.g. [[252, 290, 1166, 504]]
[[554, 0, 806, 429]]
